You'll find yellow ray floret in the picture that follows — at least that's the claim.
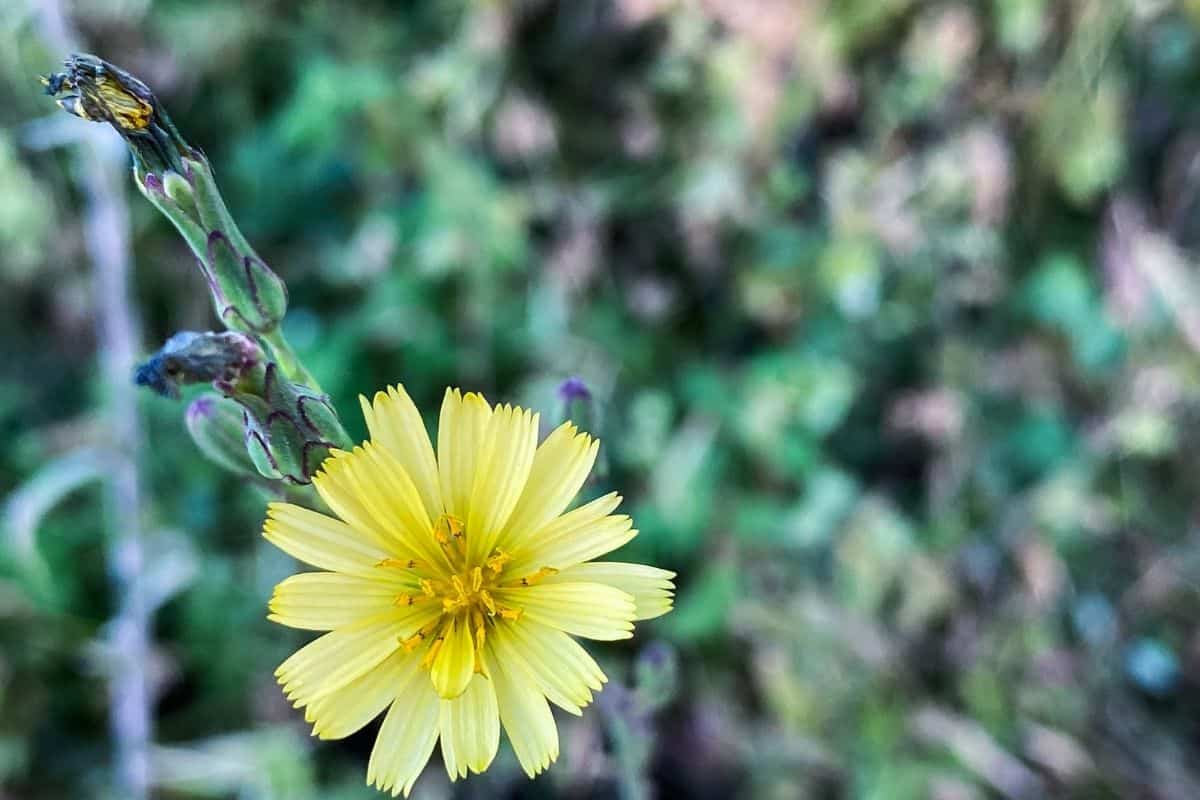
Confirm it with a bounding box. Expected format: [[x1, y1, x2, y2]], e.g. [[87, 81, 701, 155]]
[[262, 384, 674, 796]]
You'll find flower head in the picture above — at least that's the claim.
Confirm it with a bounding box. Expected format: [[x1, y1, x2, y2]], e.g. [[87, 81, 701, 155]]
[[263, 386, 674, 795]]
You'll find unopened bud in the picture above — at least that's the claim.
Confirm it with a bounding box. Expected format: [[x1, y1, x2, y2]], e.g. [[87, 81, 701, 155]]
[[557, 376, 595, 424], [138, 156, 288, 336], [185, 393, 258, 476], [233, 364, 351, 484]]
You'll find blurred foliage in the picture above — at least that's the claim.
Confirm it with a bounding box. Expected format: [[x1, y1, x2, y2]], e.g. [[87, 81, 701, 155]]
[[4, 0, 1200, 798]]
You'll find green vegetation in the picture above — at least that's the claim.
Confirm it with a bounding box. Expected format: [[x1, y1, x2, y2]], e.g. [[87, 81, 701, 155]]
[[3, 1, 1200, 797]]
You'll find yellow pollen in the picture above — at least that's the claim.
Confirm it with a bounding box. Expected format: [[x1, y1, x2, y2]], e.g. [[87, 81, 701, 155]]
[[400, 621, 438, 652], [376, 557, 422, 570], [516, 566, 559, 587]]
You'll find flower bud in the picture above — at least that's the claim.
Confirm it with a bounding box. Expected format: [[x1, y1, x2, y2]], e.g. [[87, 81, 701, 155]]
[[138, 155, 288, 336], [185, 393, 258, 476], [232, 363, 352, 484], [136, 331, 350, 484]]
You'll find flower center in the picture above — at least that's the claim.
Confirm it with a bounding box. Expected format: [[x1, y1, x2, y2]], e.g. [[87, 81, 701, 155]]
[[376, 514, 557, 678]]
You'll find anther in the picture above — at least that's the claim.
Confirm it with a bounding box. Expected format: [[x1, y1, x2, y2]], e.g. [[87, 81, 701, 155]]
[[480, 590, 497, 616], [485, 550, 511, 574]]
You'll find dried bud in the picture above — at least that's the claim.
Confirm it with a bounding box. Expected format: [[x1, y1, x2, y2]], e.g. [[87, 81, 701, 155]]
[[41, 53, 189, 175], [45, 54, 288, 336], [134, 331, 261, 399], [185, 393, 258, 476]]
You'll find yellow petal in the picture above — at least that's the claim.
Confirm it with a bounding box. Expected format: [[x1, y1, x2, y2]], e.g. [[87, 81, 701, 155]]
[[467, 405, 539, 564], [490, 621, 604, 714], [304, 649, 415, 740], [263, 503, 391, 578], [504, 492, 626, 577], [277, 608, 439, 706], [499, 422, 598, 551], [367, 659, 440, 797], [488, 644, 559, 777], [361, 385, 443, 523], [497, 582, 636, 641], [437, 389, 492, 520], [520, 515, 636, 577], [546, 562, 676, 620], [268, 572, 416, 631], [438, 676, 500, 780], [429, 617, 476, 699], [312, 444, 443, 568]]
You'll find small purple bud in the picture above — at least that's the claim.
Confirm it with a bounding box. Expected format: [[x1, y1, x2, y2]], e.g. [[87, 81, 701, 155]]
[[557, 376, 591, 403]]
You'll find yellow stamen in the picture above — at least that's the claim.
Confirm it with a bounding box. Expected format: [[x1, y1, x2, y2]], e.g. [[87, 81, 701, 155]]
[[479, 589, 497, 616], [485, 550, 511, 574], [420, 635, 445, 668]]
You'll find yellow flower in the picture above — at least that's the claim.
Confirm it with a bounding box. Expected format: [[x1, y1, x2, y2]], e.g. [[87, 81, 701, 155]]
[[263, 386, 675, 795]]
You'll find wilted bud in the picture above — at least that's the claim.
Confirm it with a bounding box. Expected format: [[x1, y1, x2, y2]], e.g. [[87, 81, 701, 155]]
[[134, 331, 261, 399], [41, 53, 189, 175], [185, 393, 258, 476], [44, 54, 288, 336]]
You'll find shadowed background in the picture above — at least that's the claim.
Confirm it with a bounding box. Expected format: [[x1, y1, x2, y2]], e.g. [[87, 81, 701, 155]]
[[4, 1, 1200, 798]]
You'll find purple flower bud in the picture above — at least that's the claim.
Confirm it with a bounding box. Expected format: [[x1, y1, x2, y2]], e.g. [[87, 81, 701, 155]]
[[557, 376, 591, 403]]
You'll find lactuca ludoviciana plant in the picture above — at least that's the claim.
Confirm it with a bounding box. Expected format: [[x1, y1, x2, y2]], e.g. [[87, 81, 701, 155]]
[[266, 386, 675, 795], [46, 53, 675, 794]]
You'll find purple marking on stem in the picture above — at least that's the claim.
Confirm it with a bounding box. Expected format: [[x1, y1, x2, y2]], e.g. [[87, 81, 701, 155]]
[[186, 395, 215, 423], [142, 172, 164, 195]]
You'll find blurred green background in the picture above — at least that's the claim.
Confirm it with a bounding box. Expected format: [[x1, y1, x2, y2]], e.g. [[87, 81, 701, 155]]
[[4, 0, 1200, 798]]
